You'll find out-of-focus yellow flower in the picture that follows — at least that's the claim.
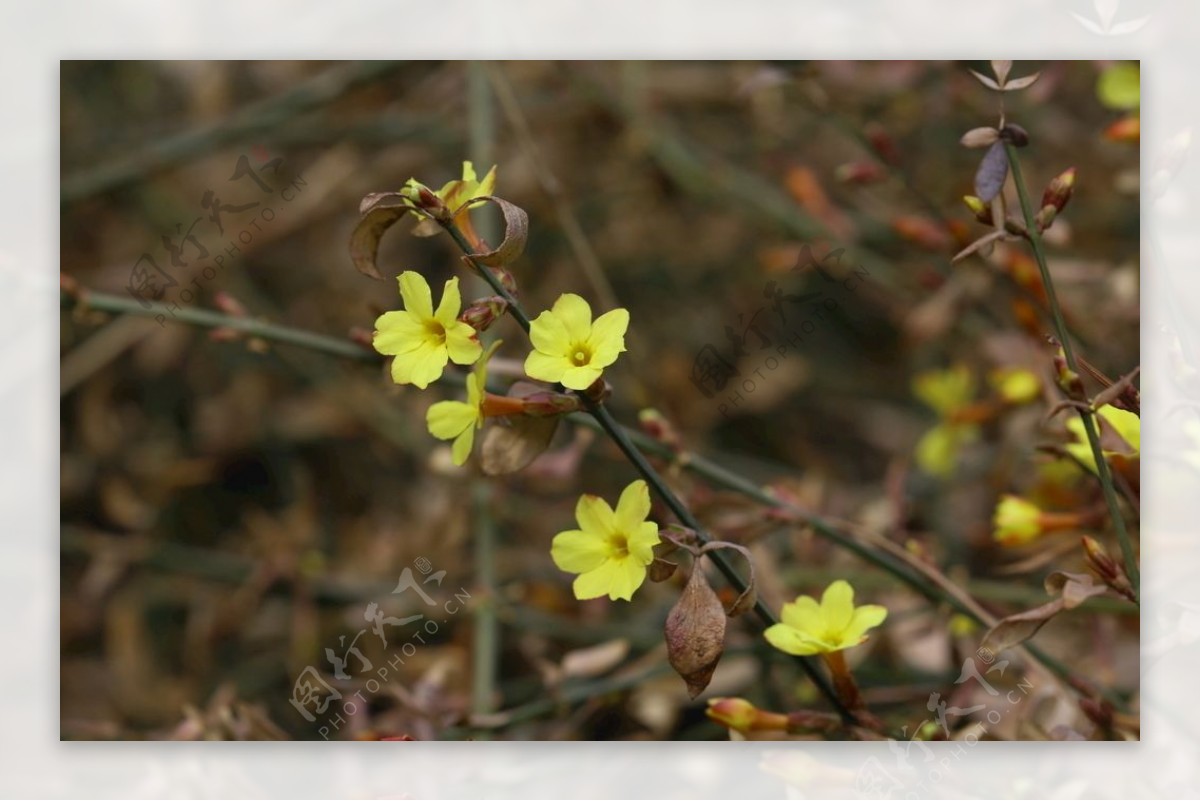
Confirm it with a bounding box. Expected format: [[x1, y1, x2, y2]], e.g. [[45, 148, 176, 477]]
[[914, 364, 976, 417], [426, 341, 500, 466], [706, 697, 788, 734], [550, 480, 660, 601], [992, 494, 1042, 546], [989, 367, 1041, 404], [764, 580, 887, 657], [373, 271, 482, 389], [991, 493, 1086, 546], [1065, 405, 1140, 474], [526, 294, 630, 391], [913, 365, 979, 477]]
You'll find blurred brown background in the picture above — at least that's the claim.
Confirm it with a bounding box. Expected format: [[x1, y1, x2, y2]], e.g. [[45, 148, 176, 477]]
[[60, 61, 1139, 740]]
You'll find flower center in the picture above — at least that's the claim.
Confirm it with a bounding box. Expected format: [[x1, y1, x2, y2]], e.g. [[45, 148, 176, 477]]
[[570, 345, 592, 366], [424, 320, 447, 346], [607, 533, 629, 559]]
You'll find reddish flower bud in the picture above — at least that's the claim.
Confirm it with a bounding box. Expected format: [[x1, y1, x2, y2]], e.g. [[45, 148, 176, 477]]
[[488, 266, 518, 297], [520, 390, 583, 417], [1040, 167, 1076, 214], [834, 161, 887, 185], [459, 296, 508, 333], [865, 122, 902, 166]]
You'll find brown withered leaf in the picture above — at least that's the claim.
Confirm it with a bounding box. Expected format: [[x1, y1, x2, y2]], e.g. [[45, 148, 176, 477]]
[[463, 196, 529, 267], [480, 381, 559, 475], [349, 192, 413, 280], [969, 69, 1002, 91], [647, 557, 679, 583], [974, 141, 1010, 202], [664, 564, 727, 698], [981, 572, 1110, 654], [1003, 73, 1041, 92]]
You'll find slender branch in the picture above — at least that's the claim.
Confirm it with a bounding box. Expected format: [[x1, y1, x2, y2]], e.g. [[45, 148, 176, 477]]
[[1004, 142, 1140, 601], [65, 281, 1126, 707], [437, 220, 854, 723]]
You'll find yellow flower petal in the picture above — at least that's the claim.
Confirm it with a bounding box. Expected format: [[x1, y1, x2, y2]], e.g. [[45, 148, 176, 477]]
[[524, 349, 569, 384], [427, 400, 477, 440], [529, 309, 571, 355], [551, 293, 593, 343], [821, 580, 855, 632], [844, 605, 888, 644], [1099, 406, 1140, 452], [606, 557, 647, 601], [573, 560, 623, 601], [445, 322, 483, 365], [392, 342, 449, 390], [764, 623, 825, 656], [780, 596, 822, 631], [575, 494, 616, 537], [551, 529, 609, 573], [588, 308, 630, 363], [398, 271, 434, 320], [450, 425, 475, 466], [627, 521, 661, 564], [561, 365, 603, 391], [434, 276, 463, 324], [614, 479, 650, 531], [372, 310, 425, 356]]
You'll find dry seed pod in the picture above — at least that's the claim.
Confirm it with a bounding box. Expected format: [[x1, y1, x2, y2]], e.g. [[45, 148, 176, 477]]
[[664, 564, 727, 698]]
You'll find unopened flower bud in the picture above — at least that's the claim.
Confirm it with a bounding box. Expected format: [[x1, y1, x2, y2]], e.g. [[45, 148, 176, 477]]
[[706, 698, 787, 733], [835, 161, 887, 185], [1035, 205, 1058, 231], [459, 296, 508, 333], [581, 377, 612, 404], [1082, 535, 1118, 581], [638, 408, 682, 451], [1053, 349, 1086, 400], [962, 195, 994, 226], [1041, 167, 1076, 214], [1104, 115, 1140, 143]]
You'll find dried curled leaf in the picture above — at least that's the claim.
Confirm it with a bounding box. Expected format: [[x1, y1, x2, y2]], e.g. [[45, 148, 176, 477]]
[[969, 69, 1001, 91], [647, 557, 679, 583], [698, 540, 757, 617], [664, 564, 727, 698], [981, 572, 1110, 653], [349, 192, 414, 280], [991, 60, 1013, 85], [974, 141, 1010, 202], [461, 196, 529, 268], [480, 381, 560, 475]]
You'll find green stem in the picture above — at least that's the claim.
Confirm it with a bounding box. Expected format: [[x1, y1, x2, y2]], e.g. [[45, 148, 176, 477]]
[[63, 290, 376, 362], [1004, 142, 1140, 602]]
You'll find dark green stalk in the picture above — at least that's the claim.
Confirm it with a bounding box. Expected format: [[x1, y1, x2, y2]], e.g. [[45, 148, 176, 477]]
[[1004, 142, 1140, 601]]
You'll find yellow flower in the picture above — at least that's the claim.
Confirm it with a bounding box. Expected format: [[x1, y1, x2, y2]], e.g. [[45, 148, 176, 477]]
[[550, 480, 660, 601], [913, 364, 975, 417], [764, 580, 888, 656], [989, 367, 1040, 404], [913, 365, 980, 477], [525, 294, 630, 391], [373, 271, 482, 389], [404, 161, 496, 244], [992, 494, 1042, 546], [1064, 405, 1140, 474], [426, 341, 500, 466]]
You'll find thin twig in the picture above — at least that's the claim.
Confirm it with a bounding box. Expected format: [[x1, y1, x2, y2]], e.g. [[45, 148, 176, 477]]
[[1004, 142, 1140, 602]]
